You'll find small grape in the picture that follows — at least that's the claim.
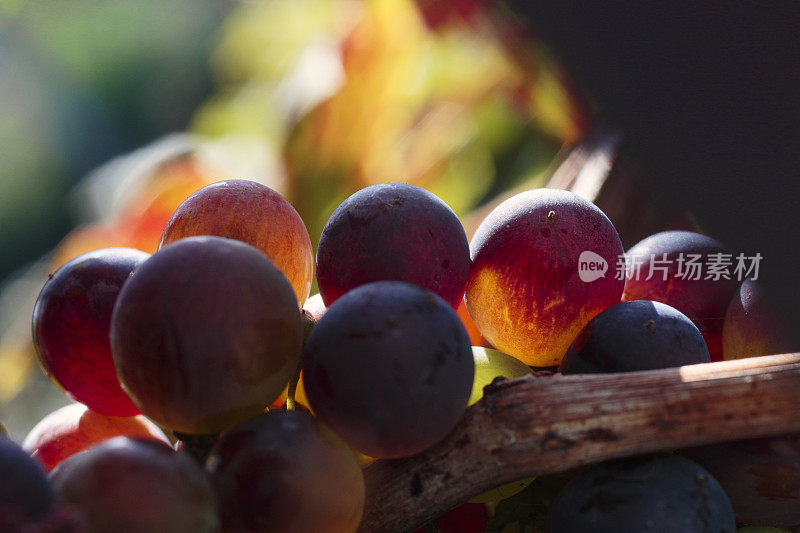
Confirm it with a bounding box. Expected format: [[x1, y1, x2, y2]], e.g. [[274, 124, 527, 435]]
[[682, 433, 800, 527], [560, 300, 710, 374], [159, 179, 314, 305], [623, 231, 739, 360], [466, 188, 624, 366]]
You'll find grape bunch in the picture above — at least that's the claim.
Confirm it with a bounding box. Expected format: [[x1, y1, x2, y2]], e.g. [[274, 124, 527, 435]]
[[2, 178, 795, 531]]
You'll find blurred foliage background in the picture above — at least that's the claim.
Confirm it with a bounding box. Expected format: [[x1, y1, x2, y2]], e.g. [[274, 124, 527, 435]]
[[0, 0, 586, 439], [0, 0, 228, 283]]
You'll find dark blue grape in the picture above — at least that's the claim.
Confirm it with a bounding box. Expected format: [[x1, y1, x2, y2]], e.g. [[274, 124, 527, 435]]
[[560, 300, 710, 374], [0, 436, 54, 521], [546, 454, 735, 533], [303, 281, 474, 458]]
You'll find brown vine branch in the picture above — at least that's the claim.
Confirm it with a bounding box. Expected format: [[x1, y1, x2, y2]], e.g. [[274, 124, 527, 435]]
[[359, 353, 800, 532]]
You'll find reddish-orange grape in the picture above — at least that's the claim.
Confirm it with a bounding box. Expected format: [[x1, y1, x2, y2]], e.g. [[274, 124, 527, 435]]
[[159, 179, 314, 305], [467, 189, 624, 367], [22, 403, 169, 473], [722, 278, 800, 359]]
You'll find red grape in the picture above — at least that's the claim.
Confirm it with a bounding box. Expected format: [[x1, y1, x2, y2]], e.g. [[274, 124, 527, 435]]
[[466, 189, 624, 366], [32, 248, 149, 416], [412, 502, 489, 533], [722, 278, 800, 359]]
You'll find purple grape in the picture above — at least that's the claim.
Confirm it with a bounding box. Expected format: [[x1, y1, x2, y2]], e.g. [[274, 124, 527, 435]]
[[303, 281, 474, 458], [316, 183, 470, 309], [110, 236, 303, 434]]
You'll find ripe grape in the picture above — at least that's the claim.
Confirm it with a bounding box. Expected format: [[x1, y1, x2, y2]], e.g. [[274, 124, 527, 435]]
[[110, 236, 303, 434], [207, 410, 365, 533], [0, 437, 54, 522], [22, 403, 169, 473], [466, 188, 624, 366], [315, 182, 471, 309], [622, 230, 739, 361], [159, 179, 314, 304], [546, 454, 735, 533], [723, 278, 800, 359], [50, 437, 218, 532], [560, 300, 710, 374], [32, 248, 149, 416], [303, 281, 474, 458]]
